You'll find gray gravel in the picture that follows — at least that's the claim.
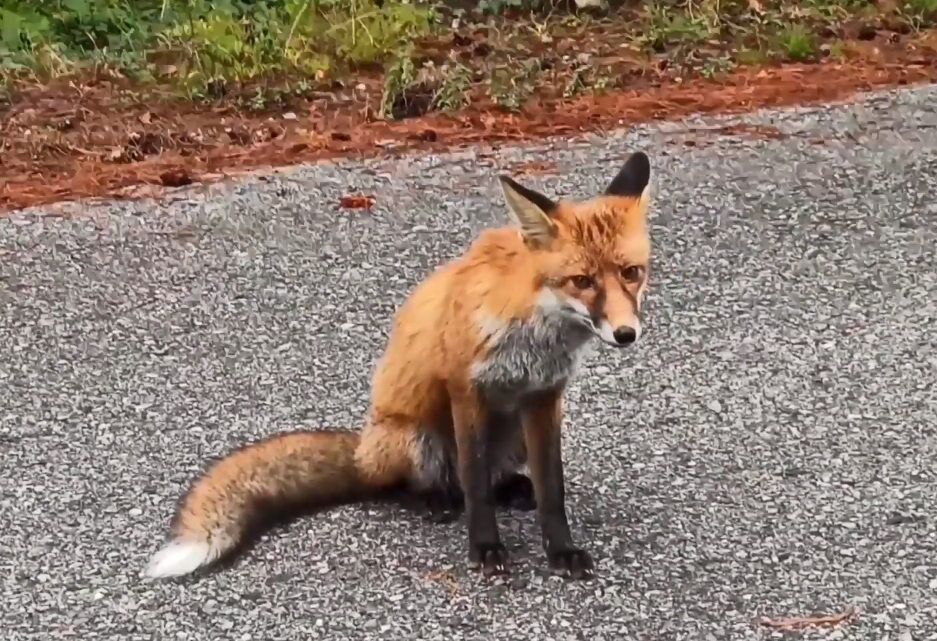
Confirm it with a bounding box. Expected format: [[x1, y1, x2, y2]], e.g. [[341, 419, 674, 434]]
[[2, 83, 937, 641]]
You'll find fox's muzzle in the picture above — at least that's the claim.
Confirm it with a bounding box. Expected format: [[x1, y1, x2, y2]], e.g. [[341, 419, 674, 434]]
[[611, 325, 637, 346], [593, 276, 642, 348], [594, 316, 642, 348]]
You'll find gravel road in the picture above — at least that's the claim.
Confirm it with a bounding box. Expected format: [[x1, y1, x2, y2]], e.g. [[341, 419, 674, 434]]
[[2, 84, 937, 641]]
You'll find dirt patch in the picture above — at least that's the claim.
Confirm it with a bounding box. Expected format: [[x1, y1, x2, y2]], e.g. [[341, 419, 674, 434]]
[[3, 32, 937, 213]]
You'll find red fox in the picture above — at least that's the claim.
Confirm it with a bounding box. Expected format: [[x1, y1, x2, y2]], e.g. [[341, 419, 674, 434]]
[[146, 152, 653, 581]]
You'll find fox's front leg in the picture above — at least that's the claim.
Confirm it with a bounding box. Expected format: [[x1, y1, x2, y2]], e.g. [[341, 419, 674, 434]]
[[523, 390, 595, 580], [451, 388, 508, 576]]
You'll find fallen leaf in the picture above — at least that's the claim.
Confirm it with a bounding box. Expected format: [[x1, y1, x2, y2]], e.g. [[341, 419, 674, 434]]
[[423, 570, 459, 596], [759, 606, 859, 631], [339, 195, 375, 210]]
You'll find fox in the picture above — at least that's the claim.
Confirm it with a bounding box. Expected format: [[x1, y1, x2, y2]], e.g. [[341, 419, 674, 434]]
[[145, 151, 653, 581]]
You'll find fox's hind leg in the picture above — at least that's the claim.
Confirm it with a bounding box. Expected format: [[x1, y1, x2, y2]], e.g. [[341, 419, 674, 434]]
[[410, 429, 465, 523], [356, 417, 463, 522], [489, 410, 536, 512], [375, 412, 535, 522]]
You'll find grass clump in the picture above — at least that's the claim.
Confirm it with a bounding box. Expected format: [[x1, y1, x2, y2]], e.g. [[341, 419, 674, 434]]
[[638, 1, 719, 53], [0, 0, 438, 96], [488, 58, 542, 112], [776, 22, 818, 61], [900, 0, 937, 29], [380, 55, 473, 120]]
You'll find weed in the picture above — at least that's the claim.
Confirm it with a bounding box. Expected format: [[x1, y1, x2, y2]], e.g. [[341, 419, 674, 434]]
[[432, 62, 472, 112], [700, 55, 734, 78], [776, 22, 817, 61], [380, 55, 473, 120], [903, 0, 937, 13], [488, 58, 541, 112], [826, 38, 847, 60], [899, 0, 937, 29], [638, 2, 717, 53], [562, 64, 616, 98], [381, 54, 420, 119]]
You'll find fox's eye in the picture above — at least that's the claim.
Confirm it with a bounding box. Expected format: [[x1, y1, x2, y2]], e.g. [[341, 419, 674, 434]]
[[569, 275, 594, 290], [620, 265, 644, 282]]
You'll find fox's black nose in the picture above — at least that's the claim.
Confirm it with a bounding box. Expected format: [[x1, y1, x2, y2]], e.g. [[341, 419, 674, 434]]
[[612, 326, 637, 345]]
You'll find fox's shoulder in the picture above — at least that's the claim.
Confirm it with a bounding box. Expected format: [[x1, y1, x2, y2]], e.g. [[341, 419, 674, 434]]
[[459, 226, 533, 273], [392, 226, 539, 330]]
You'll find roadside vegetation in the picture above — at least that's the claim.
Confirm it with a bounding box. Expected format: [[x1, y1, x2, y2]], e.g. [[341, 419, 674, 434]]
[[3, 0, 937, 115], [2, 0, 937, 210]]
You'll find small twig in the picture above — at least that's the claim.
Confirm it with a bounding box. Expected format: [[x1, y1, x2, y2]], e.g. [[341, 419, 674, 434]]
[[758, 606, 859, 631]]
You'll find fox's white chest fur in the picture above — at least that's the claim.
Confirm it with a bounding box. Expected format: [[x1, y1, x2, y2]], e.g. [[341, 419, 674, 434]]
[[471, 292, 593, 403]]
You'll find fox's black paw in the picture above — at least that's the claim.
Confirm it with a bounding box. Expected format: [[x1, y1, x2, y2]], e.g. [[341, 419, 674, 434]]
[[469, 542, 509, 576], [494, 473, 536, 511], [547, 547, 595, 580], [422, 487, 464, 524]]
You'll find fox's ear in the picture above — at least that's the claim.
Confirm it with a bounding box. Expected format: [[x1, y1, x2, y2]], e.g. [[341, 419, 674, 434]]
[[605, 151, 651, 202], [498, 175, 558, 246]]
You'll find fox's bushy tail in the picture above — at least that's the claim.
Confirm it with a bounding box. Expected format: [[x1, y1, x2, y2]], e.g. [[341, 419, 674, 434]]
[[145, 430, 381, 578]]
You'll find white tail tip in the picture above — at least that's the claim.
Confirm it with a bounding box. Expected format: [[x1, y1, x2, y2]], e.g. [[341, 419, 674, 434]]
[[145, 539, 220, 578]]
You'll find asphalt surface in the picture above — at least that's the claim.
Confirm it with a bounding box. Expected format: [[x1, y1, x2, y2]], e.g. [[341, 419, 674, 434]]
[[2, 83, 937, 641]]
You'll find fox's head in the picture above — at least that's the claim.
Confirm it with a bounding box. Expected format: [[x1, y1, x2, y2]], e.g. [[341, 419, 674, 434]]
[[498, 152, 652, 348]]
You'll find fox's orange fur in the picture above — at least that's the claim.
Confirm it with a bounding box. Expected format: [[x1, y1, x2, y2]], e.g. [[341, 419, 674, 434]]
[[146, 152, 654, 580]]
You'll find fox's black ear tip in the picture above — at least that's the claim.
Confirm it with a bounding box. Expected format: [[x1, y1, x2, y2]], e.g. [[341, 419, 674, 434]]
[[605, 151, 651, 197]]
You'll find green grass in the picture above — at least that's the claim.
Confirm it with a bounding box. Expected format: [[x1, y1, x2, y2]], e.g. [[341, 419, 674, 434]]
[[0, 0, 437, 96], [488, 57, 542, 112], [776, 23, 818, 61], [904, 0, 937, 13], [900, 0, 937, 29], [639, 2, 718, 53]]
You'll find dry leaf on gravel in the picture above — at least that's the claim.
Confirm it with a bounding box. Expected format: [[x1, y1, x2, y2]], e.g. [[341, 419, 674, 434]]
[[758, 605, 859, 630], [423, 570, 459, 596], [339, 195, 376, 210]]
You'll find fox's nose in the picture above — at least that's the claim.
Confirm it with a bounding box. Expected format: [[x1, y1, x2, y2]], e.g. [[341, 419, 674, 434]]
[[612, 326, 637, 345]]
